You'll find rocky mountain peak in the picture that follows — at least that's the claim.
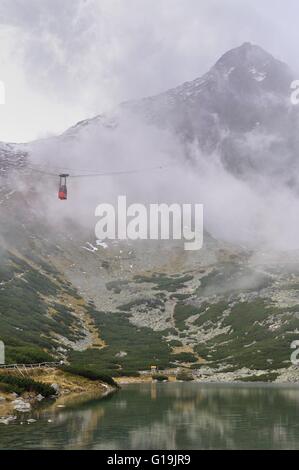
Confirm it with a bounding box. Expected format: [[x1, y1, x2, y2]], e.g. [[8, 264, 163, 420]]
[[212, 42, 293, 96], [216, 42, 271, 67], [0, 43, 298, 187]]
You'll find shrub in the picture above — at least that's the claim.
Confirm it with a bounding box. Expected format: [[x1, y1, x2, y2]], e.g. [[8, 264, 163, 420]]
[[176, 370, 194, 381], [61, 366, 119, 388], [152, 374, 168, 382], [134, 273, 193, 292], [69, 309, 173, 374], [168, 340, 183, 348], [0, 375, 55, 397], [0, 382, 22, 394], [6, 346, 54, 365], [171, 352, 198, 363], [237, 373, 279, 383], [173, 303, 201, 330], [118, 370, 140, 377]]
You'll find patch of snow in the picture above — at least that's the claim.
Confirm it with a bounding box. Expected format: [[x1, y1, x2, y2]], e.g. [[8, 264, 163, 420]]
[[224, 66, 235, 78], [96, 240, 108, 249], [249, 67, 266, 82], [82, 242, 98, 253], [115, 351, 127, 358]]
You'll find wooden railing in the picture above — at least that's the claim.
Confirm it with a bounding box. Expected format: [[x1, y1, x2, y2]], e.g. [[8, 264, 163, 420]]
[[0, 362, 62, 371]]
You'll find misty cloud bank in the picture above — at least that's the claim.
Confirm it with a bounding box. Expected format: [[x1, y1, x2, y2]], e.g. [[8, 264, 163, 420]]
[[22, 105, 299, 252], [2, 1, 299, 252]]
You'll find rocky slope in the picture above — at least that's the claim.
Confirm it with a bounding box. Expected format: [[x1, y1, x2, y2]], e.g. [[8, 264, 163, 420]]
[[56, 42, 299, 186]]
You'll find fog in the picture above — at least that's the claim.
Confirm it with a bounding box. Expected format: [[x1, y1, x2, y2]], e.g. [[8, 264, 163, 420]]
[[20, 103, 299, 252], [2, 1, 299, 251]]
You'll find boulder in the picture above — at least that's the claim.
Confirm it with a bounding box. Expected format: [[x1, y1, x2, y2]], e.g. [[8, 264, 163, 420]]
[[12, 399, 31, 412], [51, 383, 60, 395], [0, 416, 17, 425]]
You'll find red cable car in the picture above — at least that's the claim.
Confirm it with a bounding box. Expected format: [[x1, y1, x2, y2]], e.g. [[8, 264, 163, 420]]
[[58, 174, 69, 200]]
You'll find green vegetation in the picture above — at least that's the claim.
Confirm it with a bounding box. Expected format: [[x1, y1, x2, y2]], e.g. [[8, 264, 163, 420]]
[[118, 370, 141, 377], [117, 298, 164, 312], [0, 382, 17, 394], [134, 273, 193, 292], [68, 308, 173, 375], [173, 303, 201, 330], [194, 299, 299, 370], [152, 374, 168, 381], [176, 370, 194, 381], [61, 366, 118, 388], [237, 373, 279, 383], [106, 280, 129, 294], [0, 249, 89, 364], [2, 237, 297, 380], [0, 374, 55, 397], [193, 301, 229, 328], [5, 346, 54, 365], [197, 264, 271, 296], [171, 352, 198, 363], [168, 339, 183, 348]]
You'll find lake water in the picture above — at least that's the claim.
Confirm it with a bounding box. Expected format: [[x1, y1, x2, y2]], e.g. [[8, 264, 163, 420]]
[[1, 382, 299, 449]]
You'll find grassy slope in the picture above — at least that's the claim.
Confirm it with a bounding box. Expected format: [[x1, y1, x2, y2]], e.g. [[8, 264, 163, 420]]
[[68, 308, 173, 376], [0, 246, 175, 374], [0, 246, 88, 364], [2, 244, 299, 375], [1, 193, 298, 377]]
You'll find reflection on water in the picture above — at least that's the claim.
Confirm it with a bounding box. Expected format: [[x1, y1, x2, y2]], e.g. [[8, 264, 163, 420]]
[[1, 382, 299, 449]]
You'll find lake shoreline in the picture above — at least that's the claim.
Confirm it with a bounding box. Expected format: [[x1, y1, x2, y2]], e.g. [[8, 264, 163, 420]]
[[0, 368, 118, 423], [115, 364, 299, 385]]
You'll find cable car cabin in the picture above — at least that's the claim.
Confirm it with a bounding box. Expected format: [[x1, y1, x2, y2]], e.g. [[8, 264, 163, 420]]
[[58, 174, 69, 200], [59, 186, 67, 200]]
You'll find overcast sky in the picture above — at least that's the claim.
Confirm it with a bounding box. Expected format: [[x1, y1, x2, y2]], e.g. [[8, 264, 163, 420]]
[[0, 0, 298, 142]]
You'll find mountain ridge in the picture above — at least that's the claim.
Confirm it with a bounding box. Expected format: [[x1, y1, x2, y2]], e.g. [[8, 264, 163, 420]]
[[6, 41, 295, 187]]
